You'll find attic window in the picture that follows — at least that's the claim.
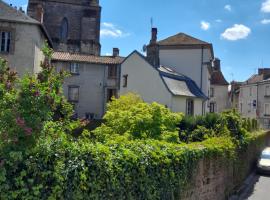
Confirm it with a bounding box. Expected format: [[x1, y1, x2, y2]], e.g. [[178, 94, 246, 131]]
[[0, 31, 11, 53]]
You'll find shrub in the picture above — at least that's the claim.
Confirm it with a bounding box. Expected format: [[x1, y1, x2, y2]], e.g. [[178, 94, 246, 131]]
[[92, 93, 183, 142]]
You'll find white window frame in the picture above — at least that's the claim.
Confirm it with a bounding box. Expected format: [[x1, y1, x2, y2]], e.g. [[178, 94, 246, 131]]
[[266, 85, 270, 96], [70, 63, 79, 74], [210, 88, 214, 97], [186, 99, 194, 116], [68, 86, 79, 102], [0, 31, 11, 53], [265, 103, 270, 116], [210, 102, 215, 113]]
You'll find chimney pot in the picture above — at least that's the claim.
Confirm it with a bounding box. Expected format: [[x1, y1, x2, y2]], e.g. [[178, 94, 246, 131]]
[[113, 48, 119, 57]]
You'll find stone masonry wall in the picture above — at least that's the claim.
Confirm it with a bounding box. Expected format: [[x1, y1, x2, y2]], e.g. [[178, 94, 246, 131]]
[[180, 132, 270, 200]]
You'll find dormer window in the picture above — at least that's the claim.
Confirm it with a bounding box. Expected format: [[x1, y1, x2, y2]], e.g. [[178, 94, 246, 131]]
[[0, 31, 11, 53], [70, 63, 79, 74]]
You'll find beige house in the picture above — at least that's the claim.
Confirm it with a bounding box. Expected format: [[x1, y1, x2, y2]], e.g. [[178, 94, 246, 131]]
[[120, 51, 207, 115], [146, 28, 214, 114], [239, 68, 270, 129], [0, 0, 52, 76], [209, 58, 229, 113], [52, 50, 123, 119]]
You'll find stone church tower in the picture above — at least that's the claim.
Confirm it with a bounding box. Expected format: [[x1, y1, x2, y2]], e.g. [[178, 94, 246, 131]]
[[27, 0, 101, 55]]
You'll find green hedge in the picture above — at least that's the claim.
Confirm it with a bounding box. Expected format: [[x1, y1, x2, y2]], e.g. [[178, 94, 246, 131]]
[[0, 131, 267, 200]]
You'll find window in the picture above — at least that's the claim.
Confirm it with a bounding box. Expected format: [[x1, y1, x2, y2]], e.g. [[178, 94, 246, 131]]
[[265, 103, 270, 116], [210, 88, 214, 97], [70, 63, 79, 74], [240, 103, 243, 113], [210, 102, 215, 113], [186, 99, 194, 116], [123, 74, 128, 88], [0, 31, 11, 53], [266, 85, 270, 96], [108, 65, 117, 78], [249, 87, 252, 96], [107, 89, 117, 102], [68, 86, 79, 102], [60, 18, 68, 41]]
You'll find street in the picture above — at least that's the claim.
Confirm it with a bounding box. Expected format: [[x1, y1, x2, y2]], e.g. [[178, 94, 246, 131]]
[[237, 173, 270, 200]]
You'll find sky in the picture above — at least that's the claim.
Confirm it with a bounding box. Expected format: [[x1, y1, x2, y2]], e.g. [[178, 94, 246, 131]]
[[4, 0, 270, 82]]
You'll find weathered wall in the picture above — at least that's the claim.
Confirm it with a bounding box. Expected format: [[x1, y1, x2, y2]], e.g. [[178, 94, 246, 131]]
[[180, 132, 270, 200]]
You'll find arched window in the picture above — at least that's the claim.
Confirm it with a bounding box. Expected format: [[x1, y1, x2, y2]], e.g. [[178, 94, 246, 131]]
[[60, 18, 68, 41]]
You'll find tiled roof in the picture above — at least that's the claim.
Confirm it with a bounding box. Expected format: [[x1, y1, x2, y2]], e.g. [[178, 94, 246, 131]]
[[246, 74, 264, 84], [158, 33, 211, 46], [158, 66, 207, 99], [211, 70, 229, 85], [0, 0, 39, 24], [52, 52, 124, 65]]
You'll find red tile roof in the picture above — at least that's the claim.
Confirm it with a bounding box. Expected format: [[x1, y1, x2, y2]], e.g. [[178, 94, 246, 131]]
[[158, 33, 211, 46], [211, 70, 229, 85], [52, 52, 124, 65], [246, 74, 264, 84]]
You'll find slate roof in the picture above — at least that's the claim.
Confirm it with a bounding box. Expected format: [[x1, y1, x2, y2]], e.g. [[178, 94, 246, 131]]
[[158, 66, 207, 99], [158, 33, 211, 46], [52, 51, 124, 65], [0, 0, 39, 24], [211, 70, 229, 85]]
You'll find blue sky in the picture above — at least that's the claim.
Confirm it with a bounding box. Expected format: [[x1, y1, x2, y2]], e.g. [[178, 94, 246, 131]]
[[4, 0, 270, 82]]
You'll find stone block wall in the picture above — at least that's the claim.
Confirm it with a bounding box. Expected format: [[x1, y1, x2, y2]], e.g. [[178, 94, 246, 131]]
[[180, 132, 270, 200]]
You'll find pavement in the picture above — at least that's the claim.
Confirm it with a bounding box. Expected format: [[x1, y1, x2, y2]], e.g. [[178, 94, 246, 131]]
[[229, 172, 270, 200]]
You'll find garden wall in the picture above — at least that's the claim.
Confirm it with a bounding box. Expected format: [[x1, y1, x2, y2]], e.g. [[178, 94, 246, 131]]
[[180, 131, 270, 200]]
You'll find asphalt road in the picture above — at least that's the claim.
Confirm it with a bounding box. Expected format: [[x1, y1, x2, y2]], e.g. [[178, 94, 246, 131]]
[[238, 173, 270, 200]]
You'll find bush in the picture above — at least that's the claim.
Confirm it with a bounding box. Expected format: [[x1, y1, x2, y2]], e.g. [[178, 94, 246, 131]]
[[92, 93, 183, 142]]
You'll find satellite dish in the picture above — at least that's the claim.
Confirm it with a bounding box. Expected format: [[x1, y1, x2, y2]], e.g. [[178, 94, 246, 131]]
[[142, 44, 147, 52]]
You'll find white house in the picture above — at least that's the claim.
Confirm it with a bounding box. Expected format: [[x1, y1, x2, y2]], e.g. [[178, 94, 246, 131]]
[[120, 51, 207, 115], [239, 68, 270, 129], [146, 28, 214, 114], [209, 58, 229, 113], [0, 0, 52, 76]]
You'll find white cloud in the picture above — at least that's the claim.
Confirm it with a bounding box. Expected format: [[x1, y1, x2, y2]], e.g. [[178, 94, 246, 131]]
[[200, 21, 210, 30], [100, 22, 130, 38], [221, 24, 251, 41], [224, 4, 232, 11], [105, 52, 112, 56], [261, 0, 270, 13], [261, 19, 270, 24], [215, 19, 222, 23]]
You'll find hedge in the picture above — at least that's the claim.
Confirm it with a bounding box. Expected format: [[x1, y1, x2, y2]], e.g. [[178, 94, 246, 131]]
[[0, 131, 267, 200]]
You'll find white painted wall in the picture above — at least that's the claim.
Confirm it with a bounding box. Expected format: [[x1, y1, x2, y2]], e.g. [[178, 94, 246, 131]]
[[239, 84, 257, 118], [209, 85, 229, 113], [159, 48, 212, 96], [0, 21, 46, 76], [55, 61, 106, 119], [120, 52, 203, 115]]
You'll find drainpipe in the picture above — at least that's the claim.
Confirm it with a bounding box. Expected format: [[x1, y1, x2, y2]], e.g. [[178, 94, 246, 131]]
[[101, 65, 106, 117]]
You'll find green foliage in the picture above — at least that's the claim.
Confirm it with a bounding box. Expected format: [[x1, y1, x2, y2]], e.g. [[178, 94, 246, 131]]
[[0, 43, 76, 153], [93, 93, 183, 142]]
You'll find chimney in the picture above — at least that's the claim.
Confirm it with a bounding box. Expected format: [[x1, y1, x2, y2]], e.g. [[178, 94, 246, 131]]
[[213, 58, 221, 71], [113, 48, 119, 57], [150, 28, 157, 44], [258, 68, 270, 80], [36, 5, 44, 23]]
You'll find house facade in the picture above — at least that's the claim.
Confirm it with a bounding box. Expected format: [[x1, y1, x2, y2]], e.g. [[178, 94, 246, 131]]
[[27, 0, 123, 119], [120, 51, 207, 115], [239, 68, 270, 128], [52, 50, 123, 119], [0, 0, 51, 76], [209, 58, 229, 113], [146, 28, 213, 114]]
